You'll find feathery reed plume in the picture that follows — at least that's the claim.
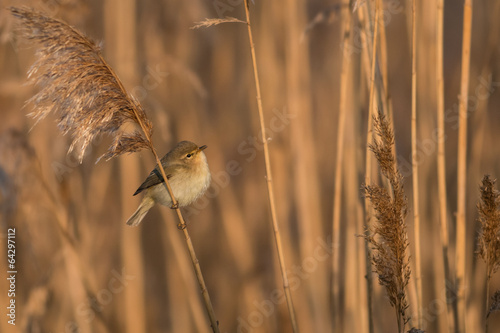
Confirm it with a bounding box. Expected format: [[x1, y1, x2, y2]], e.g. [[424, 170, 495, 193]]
[[363, 111, 412, 333], [11, 7, 220, 333], [10, 7, 152, 163], [476, 175, 500, 332], [191, 17, 246, 29]]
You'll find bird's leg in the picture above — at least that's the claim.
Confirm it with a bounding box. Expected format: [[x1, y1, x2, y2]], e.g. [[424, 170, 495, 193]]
[[170, 202, 179, 209], [177, 222, 186, 230]]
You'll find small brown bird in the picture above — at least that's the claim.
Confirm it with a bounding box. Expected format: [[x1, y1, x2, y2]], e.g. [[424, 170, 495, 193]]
[[126, 141, 211, 226]]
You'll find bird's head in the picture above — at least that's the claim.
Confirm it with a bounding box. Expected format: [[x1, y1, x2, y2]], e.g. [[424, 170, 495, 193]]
[[169, 141, 208, 167]]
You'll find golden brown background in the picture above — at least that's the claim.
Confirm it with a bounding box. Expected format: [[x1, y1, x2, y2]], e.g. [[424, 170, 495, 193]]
[[1, 0, 500, 332]]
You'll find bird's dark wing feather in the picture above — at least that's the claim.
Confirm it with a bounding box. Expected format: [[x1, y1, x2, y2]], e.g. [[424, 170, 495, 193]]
[[133, 168, 172, 196]]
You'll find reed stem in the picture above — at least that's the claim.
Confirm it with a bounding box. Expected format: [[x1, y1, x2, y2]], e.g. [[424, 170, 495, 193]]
[[332, 1, 352, 330], [363, 0, 381, 332], [485, 273, 490, 333], [410, 0, 423, 327], [243, 1, 299, 332], [456, 1, 473, 332], [436, 0, 455, 331]]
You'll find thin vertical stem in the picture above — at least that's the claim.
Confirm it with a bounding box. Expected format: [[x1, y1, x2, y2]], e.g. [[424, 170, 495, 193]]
[[485, 273, 490, 333], [411, 0, 422, 328], [332, 0, 352, 331], [456, 1, 473, 332], [242, 1, 298, 332], [396, 304, 403, 333], [364, 0, 381, 332], [436, 0, 455, 331], [161, 210, 208, 332]]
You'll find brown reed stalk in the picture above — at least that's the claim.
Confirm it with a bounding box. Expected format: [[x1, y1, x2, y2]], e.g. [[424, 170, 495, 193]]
[[410, 0, 422, 327], [436, 0, 455, 331], [355, 6, 372, 89], [358, 0, 389, 121], [364, 111, 412, 333], [476, 175, 500, 333], [10, 7, 220, 333], [160, 209, 208, 332], [363, 0, 381, 331], [331, 0, 352, 330], [377, 2, 393, 125], [456, 1, 473, 332], [242, 1, 299, 331], [191, 7, 300, 330]]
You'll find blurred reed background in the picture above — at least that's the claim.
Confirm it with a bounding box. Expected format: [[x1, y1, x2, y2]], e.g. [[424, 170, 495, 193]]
[[0, 0, 500, 332]]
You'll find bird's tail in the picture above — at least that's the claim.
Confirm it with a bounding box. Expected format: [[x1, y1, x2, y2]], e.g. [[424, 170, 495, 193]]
[[126, 197, 155, 226]]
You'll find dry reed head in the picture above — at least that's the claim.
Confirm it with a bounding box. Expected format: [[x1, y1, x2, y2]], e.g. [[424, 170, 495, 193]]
[[190, 17, 246, 29], [363, 111, 411, 328], [476, 175, 500, 277], [10, 7, 153, 163]]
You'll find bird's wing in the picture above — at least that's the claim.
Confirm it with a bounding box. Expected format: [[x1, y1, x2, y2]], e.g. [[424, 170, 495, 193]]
[[133, 167, 172, 196]]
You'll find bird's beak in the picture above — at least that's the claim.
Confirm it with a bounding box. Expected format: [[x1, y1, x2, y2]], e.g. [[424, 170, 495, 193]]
[[198, 145, 207, 152]]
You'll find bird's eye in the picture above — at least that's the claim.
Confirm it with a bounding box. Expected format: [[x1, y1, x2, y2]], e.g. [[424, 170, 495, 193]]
[[186, 153, 193, 158]]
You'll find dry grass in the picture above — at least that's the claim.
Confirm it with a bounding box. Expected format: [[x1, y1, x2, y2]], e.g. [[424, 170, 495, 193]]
[[410, 1, 422, 327], [191, 17, 246, 29], [476, 175, 500, 332], [456, 1, 473, 331], [10, 7, 153, 162], [10, 6, 219, 333], [476, 176, 500, 281], [363, 112, 412, 333], [242, 1, 299, 331], [362, 0, 381, 330], [1, 1, 500, 333]]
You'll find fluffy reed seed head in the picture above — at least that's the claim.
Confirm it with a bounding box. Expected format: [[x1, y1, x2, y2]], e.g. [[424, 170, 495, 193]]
[[10, 7, 153, 163], [190, 17, 246, 29], [364, 111, 411, 327], [476, 175, 500, 277]]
